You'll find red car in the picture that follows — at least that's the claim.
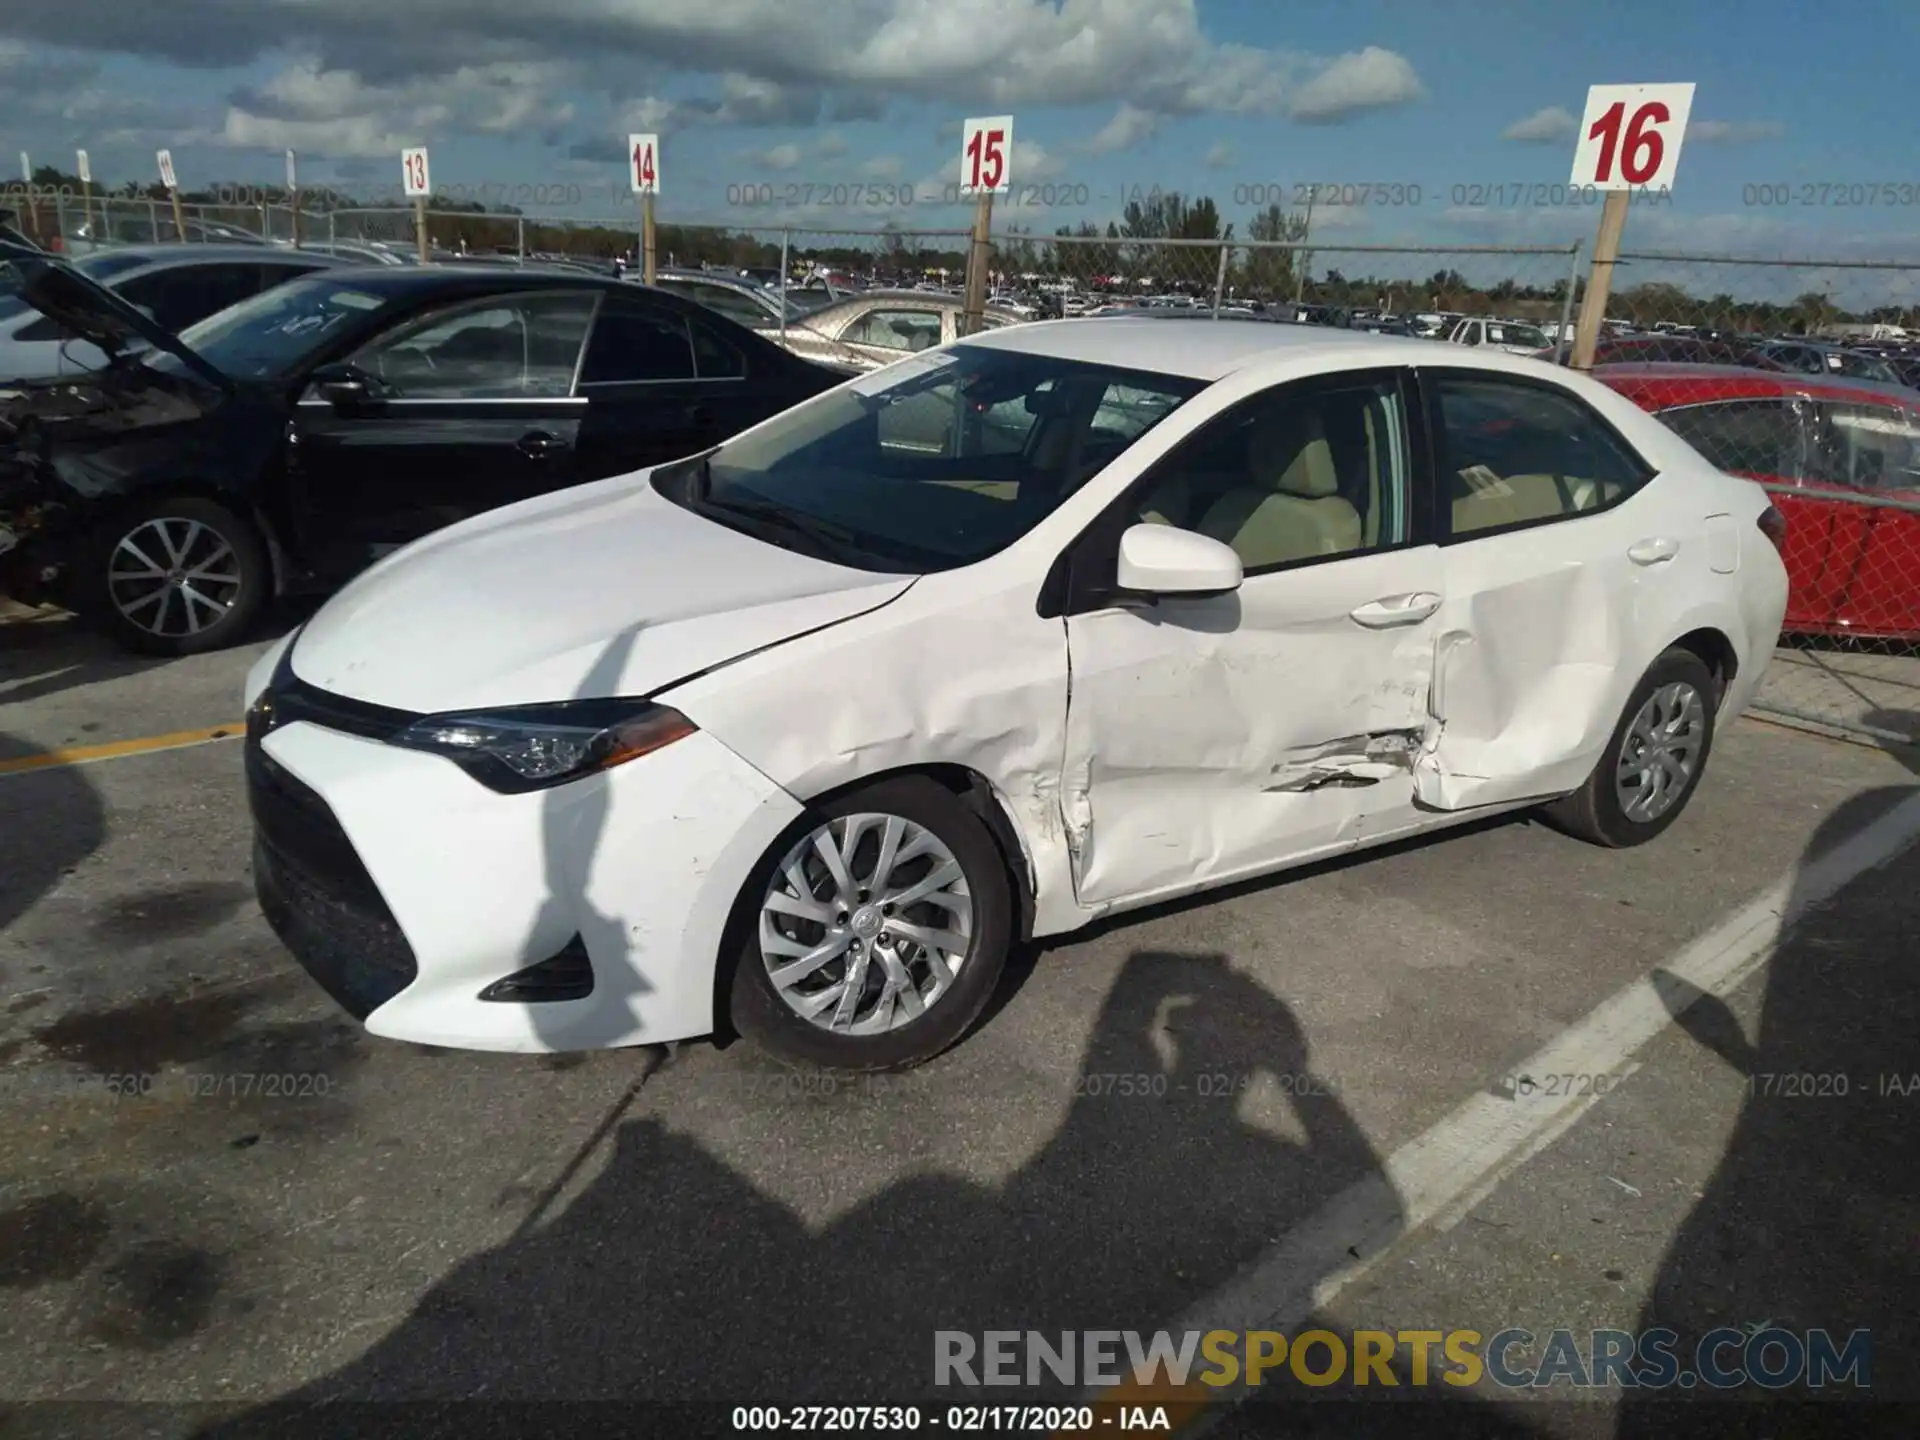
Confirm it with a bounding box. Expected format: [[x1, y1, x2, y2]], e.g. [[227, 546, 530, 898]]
[[1597, 363, 1920, 639]]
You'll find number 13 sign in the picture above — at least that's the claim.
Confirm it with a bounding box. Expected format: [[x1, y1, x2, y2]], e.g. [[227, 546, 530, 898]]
[[401, 147, 431, 198], [1570, 83, 1694, 191], [960, 116, 1012, 195]]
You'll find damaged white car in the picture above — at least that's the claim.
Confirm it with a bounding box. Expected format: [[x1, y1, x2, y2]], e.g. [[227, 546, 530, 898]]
[[243, 320, 1789, 1071]]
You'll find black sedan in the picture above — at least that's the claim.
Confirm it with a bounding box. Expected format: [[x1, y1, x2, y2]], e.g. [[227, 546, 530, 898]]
[[0, 248, 849, 653]]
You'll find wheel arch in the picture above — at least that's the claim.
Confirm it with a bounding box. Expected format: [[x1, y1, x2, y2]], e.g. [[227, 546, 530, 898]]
[[793, 763, 1039, 944], [1668, 625, 1739, 706], [91, 479, 290, 597]]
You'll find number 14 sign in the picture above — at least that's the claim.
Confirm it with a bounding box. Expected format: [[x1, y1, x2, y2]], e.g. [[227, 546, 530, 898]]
[[1570, 83, 1694, 191]]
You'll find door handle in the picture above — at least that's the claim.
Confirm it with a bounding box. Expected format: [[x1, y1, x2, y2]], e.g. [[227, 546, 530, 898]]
[[1349, 592, 1442, 628], [1627, 537, 1679, 565], [517, 431, 568, 458]]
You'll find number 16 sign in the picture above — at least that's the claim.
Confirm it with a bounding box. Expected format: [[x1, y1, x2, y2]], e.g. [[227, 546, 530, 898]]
[[1570, 83, 1694, 192]]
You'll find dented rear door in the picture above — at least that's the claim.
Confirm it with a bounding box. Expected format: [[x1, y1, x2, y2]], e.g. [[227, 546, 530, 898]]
[[1411, 369, 1677, 812]]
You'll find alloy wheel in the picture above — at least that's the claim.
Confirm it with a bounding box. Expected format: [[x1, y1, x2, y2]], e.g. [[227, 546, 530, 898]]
[[758, 812, 974, 1036], [107, 516, 244, 640], [1615, 681, 1707, 823]]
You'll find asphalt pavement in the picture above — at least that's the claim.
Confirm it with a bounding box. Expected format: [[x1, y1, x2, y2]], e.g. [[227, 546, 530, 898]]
[[1, 607, 1915, 1437]]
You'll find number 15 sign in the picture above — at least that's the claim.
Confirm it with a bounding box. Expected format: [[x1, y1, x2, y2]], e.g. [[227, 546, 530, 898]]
[[959, 116, 1012, 195], [1570, 83, 1694, 191]]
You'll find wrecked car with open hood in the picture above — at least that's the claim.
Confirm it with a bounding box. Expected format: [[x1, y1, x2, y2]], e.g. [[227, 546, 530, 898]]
[[0, 240, 847, 654]]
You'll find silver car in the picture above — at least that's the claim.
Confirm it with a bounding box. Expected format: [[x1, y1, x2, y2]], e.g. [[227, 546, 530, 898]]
[[0, 245, 349, 380], [772, 290, 1027, 371]]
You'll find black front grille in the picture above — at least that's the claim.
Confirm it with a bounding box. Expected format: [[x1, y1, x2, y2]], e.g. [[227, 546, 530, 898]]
[[253, 670, 419, 745], [248, 740, 417, 1020]]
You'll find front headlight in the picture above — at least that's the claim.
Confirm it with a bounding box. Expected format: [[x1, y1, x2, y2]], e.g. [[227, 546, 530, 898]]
[[391, 700, 697, 794]]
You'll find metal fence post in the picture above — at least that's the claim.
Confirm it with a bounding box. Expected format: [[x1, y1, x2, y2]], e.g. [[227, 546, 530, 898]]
[[54, 190, 65, 246], [1554, 242, 1582, 365], [778, 229, 791, 339], [516, 215, 526, 262], [1211, 241, 1230, 316], [149, 199, 160, 242]]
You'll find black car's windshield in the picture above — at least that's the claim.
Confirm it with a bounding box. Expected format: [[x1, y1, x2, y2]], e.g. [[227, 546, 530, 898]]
[[660, 343, 1204, 571], [142, 276, 387, 380], [1826, 350, 1900, 383]]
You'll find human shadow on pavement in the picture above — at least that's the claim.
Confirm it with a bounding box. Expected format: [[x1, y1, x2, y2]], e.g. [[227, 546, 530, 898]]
[[0, 615, 173, 710], [0, 733, 106, 946], [192, 948, 1395, 1435], [1616, 726, 1920, 1436]]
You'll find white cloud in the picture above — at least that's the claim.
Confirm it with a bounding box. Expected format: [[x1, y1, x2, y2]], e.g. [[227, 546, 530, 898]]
[[816, 131, 849, 158], [1689, 120, 1786, 144], [1287, 46, 1424, 123], [1204, 141, 1233, 170], [1502, 106, 1577, 143], [860, 154, 903, 179], [1083, 103, 1159, 155], [618, 96, 678, 133], [1011, 139, 1064, 181], [740, 142, 803, 171], [0, 1, 1425, 147], [217, 57, 576, 157]]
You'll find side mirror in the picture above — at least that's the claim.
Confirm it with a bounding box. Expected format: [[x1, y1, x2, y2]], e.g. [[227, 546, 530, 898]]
[[1115, 523, 1242, 598], [309, 361, 379, 408]]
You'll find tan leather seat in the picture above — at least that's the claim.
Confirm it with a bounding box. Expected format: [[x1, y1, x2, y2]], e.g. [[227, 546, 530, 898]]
[[1136, 475, 1191, 526], [1197, 409, 1362, 567], [1450, 468, 1623, 533]]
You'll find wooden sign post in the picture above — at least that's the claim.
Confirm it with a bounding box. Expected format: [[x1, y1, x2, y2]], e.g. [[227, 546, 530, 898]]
[[958, 116, 1012, 337], [1566, 83, 1695, 369]]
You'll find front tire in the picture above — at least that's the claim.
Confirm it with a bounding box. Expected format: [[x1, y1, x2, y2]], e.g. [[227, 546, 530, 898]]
[[1544, 647, 1719, 848], [85, 497, 270, 656], [727, 776, 1013, 1072]]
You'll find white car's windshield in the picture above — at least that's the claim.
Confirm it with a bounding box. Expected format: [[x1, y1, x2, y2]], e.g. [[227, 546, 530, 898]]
[[144, 277, 387, 380], [659, 343, 1204, 571]]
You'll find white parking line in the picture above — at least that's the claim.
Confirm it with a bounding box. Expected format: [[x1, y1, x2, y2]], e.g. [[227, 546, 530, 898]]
[[1082, 786, 1920, 1431]]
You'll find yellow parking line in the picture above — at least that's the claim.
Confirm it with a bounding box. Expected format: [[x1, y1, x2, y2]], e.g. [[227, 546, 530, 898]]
[[0, 723, 246, 776]]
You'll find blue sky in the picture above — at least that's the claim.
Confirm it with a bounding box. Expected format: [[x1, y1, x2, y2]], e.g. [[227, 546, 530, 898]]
[[1, 0, 1917, 269]]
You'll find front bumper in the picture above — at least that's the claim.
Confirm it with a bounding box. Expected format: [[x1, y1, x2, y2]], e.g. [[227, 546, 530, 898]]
[[247, 708, 805, 1053]]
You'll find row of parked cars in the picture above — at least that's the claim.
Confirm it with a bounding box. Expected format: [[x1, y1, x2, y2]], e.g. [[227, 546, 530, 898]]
[[1, 232, 1915, 666]]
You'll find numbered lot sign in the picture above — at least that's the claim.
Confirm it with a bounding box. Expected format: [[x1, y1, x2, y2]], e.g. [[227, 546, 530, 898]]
[[76, 150, 90, 184], [157, 150, 177, 191], [401, 147, 431, 198], [1570, 84, 1694, 191], [629, 133, 659, 195], [959, 116, 1013, 195]]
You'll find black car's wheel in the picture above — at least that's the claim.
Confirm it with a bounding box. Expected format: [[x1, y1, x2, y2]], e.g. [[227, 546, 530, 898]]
[[85, 496, 270, 656], [1544, 647, 1720, 848], [727, 776, 1014, 1072]]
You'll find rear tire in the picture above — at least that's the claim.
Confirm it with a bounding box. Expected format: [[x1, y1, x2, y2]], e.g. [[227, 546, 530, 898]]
[[1544, 647, 1719, 848], [84, 496, 269, 656], [727, 776, 1013, 1072]]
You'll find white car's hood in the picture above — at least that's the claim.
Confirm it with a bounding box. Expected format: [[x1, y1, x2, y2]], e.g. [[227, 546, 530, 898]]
[[289, 470, 915, 714]]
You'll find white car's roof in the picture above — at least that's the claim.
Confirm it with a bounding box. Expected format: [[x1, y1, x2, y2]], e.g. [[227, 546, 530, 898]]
[[956, 315, 1463, 382]]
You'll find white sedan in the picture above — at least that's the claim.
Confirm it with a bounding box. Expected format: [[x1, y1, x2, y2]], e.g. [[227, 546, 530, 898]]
[[243, 320, 1789, 1071]]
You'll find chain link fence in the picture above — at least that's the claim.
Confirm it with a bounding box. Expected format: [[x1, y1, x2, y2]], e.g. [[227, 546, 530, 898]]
[[8, 186, 1916, 745], [1548, 254, 1920, 746]]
